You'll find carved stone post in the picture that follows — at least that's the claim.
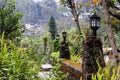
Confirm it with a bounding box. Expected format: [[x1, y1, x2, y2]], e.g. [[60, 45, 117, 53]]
[[82, 36, 105, 80], [60, 31, 70, 59]]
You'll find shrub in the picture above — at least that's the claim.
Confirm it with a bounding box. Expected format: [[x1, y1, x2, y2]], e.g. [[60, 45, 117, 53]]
[[70, 54, 81, 62], [92, 62, 120, 80], [0, 35, 40, 80]]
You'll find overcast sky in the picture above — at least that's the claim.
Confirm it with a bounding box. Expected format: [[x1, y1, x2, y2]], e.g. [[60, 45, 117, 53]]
[[33, 0, 59, 3]]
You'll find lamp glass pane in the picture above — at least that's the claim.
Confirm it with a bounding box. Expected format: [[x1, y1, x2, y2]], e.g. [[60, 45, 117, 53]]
[[97, 21, 99, 26], [63, 33, 66, 36], [94, 19, 95, 27], [92, 19, 94, 27]]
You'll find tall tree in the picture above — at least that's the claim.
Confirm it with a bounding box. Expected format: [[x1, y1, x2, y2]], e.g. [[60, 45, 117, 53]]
[[60, 0, 83, 34], [102, 0, 118, 57], [0, 0, 24, 40], [48, 16, 57, 40]]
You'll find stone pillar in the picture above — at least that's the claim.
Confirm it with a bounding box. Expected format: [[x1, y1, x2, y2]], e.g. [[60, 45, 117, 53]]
[[82, 36, 105, 80], [60, 31, 70, 59]]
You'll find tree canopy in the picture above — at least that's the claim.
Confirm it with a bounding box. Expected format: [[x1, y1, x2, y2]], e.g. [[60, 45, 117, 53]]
[[0, 0, 24, 40], [48, 16, 57, 40]]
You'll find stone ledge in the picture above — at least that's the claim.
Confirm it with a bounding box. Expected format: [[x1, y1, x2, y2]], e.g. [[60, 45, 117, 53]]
[[61, 60, 82, 80], [41, 64, 53, 71]]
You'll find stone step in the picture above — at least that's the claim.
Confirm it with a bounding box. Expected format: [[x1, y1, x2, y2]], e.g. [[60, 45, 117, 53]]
[[41, 64, 53, 71], [38, 71, 50, 79]]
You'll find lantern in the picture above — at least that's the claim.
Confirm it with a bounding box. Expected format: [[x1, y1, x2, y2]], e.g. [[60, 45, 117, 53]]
[[55, 34, 60, 40], [90, 13, 100, 36], [62, 31, 67, 41]]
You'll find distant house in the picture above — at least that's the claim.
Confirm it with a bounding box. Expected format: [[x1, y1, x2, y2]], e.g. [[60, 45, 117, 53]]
[[23, 24, 46, 37]]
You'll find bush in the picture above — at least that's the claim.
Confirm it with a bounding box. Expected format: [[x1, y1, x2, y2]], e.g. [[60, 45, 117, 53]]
[[70, 54, 81, 62], [0, 36, 40, 80], [91, 62, 120, 80]]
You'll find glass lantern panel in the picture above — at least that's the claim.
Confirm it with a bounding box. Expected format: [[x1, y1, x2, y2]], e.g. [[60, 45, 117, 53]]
[[63, 33, 66, 37], [93, 19, 95, 27], [56, 36, 59, 39], [97, 21, 99, 27], [95, 19, 97, 27], [92, 19, 94, 26]]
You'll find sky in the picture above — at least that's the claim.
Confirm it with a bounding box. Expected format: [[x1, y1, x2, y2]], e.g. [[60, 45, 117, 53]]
[[33, 0, 59, 3]]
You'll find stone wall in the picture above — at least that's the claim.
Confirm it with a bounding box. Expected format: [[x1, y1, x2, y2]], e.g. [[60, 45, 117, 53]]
[[82, 36, 105, 80], [61, 60, 82, 80]]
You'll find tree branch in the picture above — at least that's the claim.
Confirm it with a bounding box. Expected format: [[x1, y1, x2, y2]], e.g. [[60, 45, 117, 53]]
[[105, 0, 119, 10], [108, 10, 120, 20], [118, 0, 120, 3]]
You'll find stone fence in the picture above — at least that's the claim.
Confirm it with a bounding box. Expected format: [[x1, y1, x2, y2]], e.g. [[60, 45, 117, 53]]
[[61, 60, 82, 80]]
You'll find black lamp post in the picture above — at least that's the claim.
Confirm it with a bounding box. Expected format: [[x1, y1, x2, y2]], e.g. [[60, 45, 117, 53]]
[[60, 31, 70, 59], [55, 34, 60, 40], [62, 31, 66, 41], [90, 13, 100, 36]]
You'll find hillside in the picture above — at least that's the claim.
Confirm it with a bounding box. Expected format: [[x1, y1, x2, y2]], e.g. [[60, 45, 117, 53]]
[[16, 0, 58, 24]]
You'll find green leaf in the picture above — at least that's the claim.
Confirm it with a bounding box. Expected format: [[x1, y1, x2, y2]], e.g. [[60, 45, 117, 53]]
[[2, 68, 9, 71]]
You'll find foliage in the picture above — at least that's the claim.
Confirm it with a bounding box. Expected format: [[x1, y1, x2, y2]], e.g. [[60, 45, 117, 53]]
[[111, 18, 120, 33], [70, 54, 81, 62], [67, 27, 87, 55], [53, 39, 60, 52], [100, 18, 120, 49], [51, 51, 60, 59], [20, 36, 51, 64], [48, 16, 57, 40], [49, 51, 68, 80], [103, 0, 120, 20], [0, 0, 24, 40], [49, 58, 68, 80], [23, 31, 53, 64], [92, 62, 120, 80], [60, 0, 83, 34], [0, 34, 41, 80], [93, 0, 101, 6]]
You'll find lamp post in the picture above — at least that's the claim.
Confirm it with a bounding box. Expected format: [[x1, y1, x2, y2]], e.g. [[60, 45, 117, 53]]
[[60, 31, 70, 59], [82, 13, 105, 80], [55, 34, 60, 40], [90, 13, 100, 36], [62, 31, 66, 41]]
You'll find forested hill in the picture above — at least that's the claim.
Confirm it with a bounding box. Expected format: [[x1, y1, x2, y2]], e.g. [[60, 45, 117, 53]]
[[15, 0, 58, 24], [0, 0, 89, 25]]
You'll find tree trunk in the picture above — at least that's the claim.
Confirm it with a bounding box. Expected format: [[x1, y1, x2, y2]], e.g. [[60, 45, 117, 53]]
[[102, 0, 118, 56], [71, 0, 81, 35], [75, 17, 81, 35]]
